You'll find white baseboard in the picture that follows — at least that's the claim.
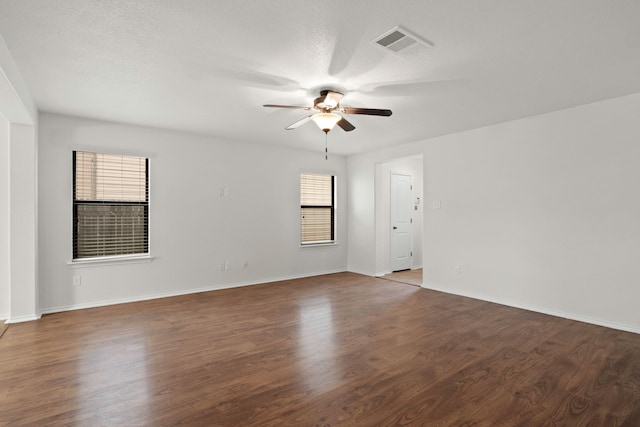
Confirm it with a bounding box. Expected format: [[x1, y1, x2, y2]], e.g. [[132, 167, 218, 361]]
[[375, 270, 392, 277], [421, 283, 640, 335], [5, 314, 42, 324], [348, 267, 375, 277], [376, 266, 422, 278], [40, 269, 347, 316]]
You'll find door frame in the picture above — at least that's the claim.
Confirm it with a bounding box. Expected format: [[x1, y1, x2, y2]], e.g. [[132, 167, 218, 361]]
[[374, 155, 423, 277]]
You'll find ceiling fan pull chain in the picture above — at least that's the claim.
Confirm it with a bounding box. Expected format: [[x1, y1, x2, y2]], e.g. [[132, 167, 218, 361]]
[[325, 133, 328, 160]]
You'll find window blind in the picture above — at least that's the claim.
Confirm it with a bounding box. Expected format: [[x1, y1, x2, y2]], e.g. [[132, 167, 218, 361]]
[[73, 151, 149, 259], [300, 173, 335, 244]]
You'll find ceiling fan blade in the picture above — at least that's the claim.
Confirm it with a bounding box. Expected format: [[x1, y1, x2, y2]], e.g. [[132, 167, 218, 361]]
[[323, 91, 344, 108], [209, 68, 299, 90], [286, 115, 313, 130], [336, 117, 355, 132], [342, 107, 392, 116], [357, 79, 464, 96], [264, 104, 311, 110]]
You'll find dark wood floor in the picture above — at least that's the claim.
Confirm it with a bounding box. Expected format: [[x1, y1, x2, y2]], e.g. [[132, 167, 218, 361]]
[[2, 272, 640, 426]]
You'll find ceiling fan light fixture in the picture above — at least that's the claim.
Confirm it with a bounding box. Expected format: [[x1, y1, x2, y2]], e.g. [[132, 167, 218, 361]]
[[311, 112, 341, 133]]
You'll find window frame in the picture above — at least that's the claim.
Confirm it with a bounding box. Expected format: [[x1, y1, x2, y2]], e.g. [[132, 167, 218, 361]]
[[71, 150, 150, 262], [300, 172, 337, 246]]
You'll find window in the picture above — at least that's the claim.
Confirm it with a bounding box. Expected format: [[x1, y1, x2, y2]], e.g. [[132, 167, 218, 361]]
[[300, 173, 335, 245], [73, 151, 149, 260]]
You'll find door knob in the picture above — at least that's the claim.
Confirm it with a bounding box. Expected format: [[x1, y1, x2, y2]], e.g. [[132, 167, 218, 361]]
[[393, 226, 398, 230]]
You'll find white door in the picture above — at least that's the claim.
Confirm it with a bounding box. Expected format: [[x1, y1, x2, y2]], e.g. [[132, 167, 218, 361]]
[[390, 173, 412, 272]]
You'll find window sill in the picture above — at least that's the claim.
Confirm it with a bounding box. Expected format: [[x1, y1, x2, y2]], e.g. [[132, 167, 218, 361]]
[[300, 241, 338, 248], [68, 254, 155, 268]]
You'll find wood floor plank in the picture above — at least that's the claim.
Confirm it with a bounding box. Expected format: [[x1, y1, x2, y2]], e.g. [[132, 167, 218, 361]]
[[1, 272, 640, 426]]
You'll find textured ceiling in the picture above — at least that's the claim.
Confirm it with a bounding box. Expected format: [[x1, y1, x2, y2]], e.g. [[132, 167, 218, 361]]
[[1, 0, 639, 155]]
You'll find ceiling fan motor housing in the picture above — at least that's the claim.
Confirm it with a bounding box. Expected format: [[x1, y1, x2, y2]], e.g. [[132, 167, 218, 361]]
[[315, 90, 344, 112]]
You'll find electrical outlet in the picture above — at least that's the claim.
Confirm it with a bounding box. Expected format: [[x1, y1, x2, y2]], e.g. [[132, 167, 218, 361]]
[[224, 261, 231, 270], [73, 275, 82, 286], [219, 262, 226, 271]]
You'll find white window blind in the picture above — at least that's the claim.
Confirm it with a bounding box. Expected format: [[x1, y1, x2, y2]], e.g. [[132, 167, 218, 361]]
[[73, 151, 149, 259], [300, 173, 335, 244]]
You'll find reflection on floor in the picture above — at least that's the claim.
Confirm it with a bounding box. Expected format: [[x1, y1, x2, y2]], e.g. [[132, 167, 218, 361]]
[[381, 268, 422, 287]]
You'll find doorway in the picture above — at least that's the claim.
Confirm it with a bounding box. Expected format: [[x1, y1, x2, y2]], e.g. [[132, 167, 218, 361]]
[[374, 155, 423, 285]]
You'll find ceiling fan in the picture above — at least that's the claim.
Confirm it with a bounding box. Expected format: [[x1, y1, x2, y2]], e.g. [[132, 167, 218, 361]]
[[263, 89, 392, 133]]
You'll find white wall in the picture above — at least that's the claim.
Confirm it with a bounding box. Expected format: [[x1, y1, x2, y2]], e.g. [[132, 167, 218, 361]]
[[8, 123, 38, 321], [422, 93, 640, 333], [38, 113, 347, 313], [0, 38, 39, 322], [0, 35, 37, 124], [0, 116, 9, 320], [375, 155, 423, 275], [348, 92, 640, 333]]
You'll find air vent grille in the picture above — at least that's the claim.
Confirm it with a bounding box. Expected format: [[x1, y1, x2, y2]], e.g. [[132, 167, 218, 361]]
[[372, 26, 432, 57]]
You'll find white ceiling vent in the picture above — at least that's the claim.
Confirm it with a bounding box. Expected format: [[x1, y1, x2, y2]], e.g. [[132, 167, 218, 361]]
[[372, 26, 432, 57]]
